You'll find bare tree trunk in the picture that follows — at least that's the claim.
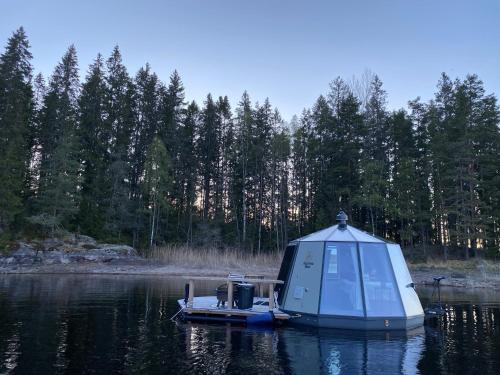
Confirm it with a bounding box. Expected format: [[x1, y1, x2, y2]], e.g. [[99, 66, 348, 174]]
[[149, 199, 156, 249]]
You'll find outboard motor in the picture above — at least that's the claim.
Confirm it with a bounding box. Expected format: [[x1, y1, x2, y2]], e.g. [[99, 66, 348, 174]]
[[425, 276, 447, 318]]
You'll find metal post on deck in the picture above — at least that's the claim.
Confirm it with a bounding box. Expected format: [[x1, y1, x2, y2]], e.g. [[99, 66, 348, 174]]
[[227, 281, 234, 309], [268, 283, 275, 310], [188, 280, 195, 307]]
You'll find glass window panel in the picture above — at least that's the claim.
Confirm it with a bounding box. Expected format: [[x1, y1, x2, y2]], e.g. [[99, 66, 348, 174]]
[[276, 244, 297, 305], [320, 242, 363, 316], [359, 243, 404, 317]]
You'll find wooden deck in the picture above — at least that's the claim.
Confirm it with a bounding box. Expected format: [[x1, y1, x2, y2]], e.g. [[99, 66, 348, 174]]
[[177, 296, 290, 321], [181, 275, 285, 311], [175, 275, 290, 323]]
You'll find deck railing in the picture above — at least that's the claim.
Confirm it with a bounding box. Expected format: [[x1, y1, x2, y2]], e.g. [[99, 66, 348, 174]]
[[181, 276, 284, 311]]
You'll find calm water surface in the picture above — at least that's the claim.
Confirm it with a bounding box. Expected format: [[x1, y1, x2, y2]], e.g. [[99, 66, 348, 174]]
[[0, 275, 498, 374]]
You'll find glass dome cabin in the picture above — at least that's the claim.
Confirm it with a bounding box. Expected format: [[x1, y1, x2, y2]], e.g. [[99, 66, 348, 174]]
[[276, 212, 424, 330]]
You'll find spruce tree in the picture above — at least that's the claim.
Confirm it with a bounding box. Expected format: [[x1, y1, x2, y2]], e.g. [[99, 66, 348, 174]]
[[78, 54, 108, 237], [104, 46, 135, 240], [290, 112, 312, 237], [408, 98, 432, 255], [178, 101, 200, 244], [229, 92, 254, 247], [129, 64, 160, 246], [388, 110, 418, 246], [198, 94, 219, 221], [34, 46, 80, 234], [270, 115, 291, 251], [143, 136, 171, 248], [358, 76, 390, 235], [0, 27, 33, 232], [159, 70, 185, 238]]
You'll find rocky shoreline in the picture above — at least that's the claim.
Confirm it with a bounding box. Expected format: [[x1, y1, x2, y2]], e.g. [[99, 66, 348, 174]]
[[1, 236, 499, 289], [0, 235, 278, 277], [0, 235, 142, 269]]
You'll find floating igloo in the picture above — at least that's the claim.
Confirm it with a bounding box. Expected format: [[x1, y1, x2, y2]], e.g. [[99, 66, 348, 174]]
[[276, 211, 424, 330]]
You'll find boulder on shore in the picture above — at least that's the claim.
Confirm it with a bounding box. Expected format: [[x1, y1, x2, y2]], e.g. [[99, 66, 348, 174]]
[[0, 235, 141, 268]]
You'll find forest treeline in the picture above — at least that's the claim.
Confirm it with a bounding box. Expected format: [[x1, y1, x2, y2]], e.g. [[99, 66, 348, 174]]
[[0, 28, 498, 258]]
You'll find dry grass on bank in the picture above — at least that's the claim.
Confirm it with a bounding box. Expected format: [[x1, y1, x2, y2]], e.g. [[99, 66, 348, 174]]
[[145, 245, 283, 271], [409, 258, 500, 275]]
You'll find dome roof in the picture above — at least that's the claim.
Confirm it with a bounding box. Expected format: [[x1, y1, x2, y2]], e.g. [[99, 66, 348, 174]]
[[295, 224, 386, 243]]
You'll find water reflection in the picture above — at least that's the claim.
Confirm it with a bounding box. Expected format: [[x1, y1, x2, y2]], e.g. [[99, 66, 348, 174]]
[[0, 275, 498, 374], [280, 327, 425, 375]]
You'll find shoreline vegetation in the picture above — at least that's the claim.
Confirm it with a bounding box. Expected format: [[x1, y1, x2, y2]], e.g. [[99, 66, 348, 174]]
[[1, 236, 499, 289], [0, 28, 498, 263]]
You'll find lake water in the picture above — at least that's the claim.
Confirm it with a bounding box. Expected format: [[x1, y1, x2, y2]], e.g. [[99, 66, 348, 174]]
[[0, 275, 498, 375]]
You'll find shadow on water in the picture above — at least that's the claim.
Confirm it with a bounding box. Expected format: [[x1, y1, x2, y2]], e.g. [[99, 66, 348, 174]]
[[0, 275, 498, 374]]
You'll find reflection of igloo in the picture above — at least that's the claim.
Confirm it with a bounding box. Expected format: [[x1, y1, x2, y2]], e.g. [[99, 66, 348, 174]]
[[282, 328, 425, 375], [277, 212, 424, 330]]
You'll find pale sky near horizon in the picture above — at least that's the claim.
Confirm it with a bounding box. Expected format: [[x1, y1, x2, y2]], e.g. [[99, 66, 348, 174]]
[[1, 0, 498, 121]]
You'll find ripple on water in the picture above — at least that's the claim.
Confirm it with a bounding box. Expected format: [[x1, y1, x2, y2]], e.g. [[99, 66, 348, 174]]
[[0, 275, 498, 374]]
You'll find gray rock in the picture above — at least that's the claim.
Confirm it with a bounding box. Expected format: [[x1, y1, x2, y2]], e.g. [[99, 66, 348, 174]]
[[95, 244, 138, 257], [43, 250, 67, 264], [76, 234, 97, 245], [42, 238, 64, 251], [12, 242, 37, 257], [0, 237, 141, 269]]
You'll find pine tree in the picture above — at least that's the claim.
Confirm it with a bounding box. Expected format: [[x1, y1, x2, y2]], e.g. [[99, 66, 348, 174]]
[[309, 94, 333, 229], [252, 98, 274, 253], [0, 27, 33, 232], [290, 112, 312, 237], [33, 46, 80, 234], [229, 92, 254, 247], [453, 75, 498, 257], [408, 98, 432, 255], [25, 73, 46, 201], [388, 110, 418, 246], [215, 96, 232, 225], [177, 101, 200, 244], [198, 94, 220, 223], [473, 91, 499, 253], [143, 136, 171, 248], [331, 87, 364, 225], [358, 76, 390, 235], [269, 115, 291, 251], [159, 71, 186, 239], [1, 26, 498, 255], [159, 70, 184, 154], [129, 64, 160, 246], [104, 46, 136, 240], [78, 54, 108, 237]]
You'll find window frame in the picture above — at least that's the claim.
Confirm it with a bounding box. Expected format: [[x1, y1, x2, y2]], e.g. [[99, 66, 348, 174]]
[[318, 241, 365, 317], [318, 241, 404, 318], [358, 242, 404, 317]]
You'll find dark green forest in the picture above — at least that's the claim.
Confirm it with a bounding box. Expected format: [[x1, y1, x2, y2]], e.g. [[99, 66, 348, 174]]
[[0, 28, 498, 258]]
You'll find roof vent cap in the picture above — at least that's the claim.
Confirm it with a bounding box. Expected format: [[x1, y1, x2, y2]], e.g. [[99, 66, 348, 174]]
[[336, 210, 348, 230]]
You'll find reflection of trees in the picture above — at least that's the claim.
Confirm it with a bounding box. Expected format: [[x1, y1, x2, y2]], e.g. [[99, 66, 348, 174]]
[[183, 323, 285, 374], [0, 275, 194, 374], [0, 276, 498, 374]]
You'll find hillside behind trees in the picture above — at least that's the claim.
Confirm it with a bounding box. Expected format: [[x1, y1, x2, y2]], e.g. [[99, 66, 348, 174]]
[[0, 28, 498, 259]]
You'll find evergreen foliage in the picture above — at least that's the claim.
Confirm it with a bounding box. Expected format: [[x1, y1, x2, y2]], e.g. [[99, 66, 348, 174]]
[[0, 28, 498, 258], [0, 28, 33, 233], [32, 45, 80, 234]]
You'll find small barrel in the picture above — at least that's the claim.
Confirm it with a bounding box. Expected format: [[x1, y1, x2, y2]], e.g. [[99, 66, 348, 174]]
[[236, 283, 255, 309]]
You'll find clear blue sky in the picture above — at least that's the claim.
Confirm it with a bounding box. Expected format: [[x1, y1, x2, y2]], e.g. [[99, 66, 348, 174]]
[[1, 0, 498, 120]]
